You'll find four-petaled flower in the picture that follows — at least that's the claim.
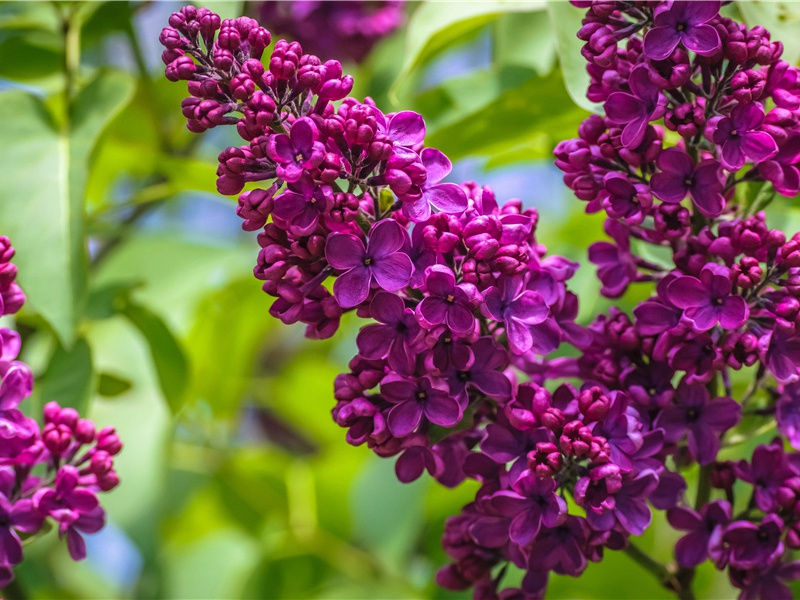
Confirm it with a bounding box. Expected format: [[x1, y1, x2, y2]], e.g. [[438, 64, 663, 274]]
[[712, 103, 778, 170], [266, 117, 326, 182], [326, 219, 413, 308], [482, 277, 549, 355], [666, 264, 749, 331], [604, 64, 667, 148], [644, 1, 722, 60], [650, 148, 725, 217]]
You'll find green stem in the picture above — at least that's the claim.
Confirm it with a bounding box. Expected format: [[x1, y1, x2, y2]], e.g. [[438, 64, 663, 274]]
[[624, 543, 694, 600]]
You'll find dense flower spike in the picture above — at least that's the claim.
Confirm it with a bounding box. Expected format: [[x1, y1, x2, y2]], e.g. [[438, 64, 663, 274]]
[[0, 239, 121, 587], [164, 3, 800, 598]]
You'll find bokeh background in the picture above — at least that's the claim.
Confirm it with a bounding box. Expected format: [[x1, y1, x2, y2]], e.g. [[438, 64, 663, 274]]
[[2, 1, 800, 598]]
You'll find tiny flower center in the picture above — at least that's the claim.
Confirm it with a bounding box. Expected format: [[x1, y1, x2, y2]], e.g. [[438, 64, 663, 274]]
[[647, 386, 657, 395], [730, 129, 739, 137], [686, 408, 699, 421], [676, 22, 686, 32], [712, 297, 724, 306], [363, 257, 373, 266], [445, 294, 455, 303], [457, 371, 470, 381], [294, 151, 304, 162], [443, 335, 452, 344], [416, 391, 428, 401], [684, 177, 693, 187], [757, 530, 769, 541]]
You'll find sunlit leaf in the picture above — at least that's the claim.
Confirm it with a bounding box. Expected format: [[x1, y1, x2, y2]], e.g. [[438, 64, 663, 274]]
[[391, 0, 545, 98], [548, 1, 601, 113], [38, 337, 93, 414], [123, 301, 189, 414], [425, 69, 587, 160], [97, 372, 133, 397], [739, 1, 800, 64], [0, 70, 134, 345]]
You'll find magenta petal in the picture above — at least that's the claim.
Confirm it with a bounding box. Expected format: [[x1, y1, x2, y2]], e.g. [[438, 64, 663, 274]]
[[356, 323, 393, 359], [427, 183, 467, 214], [395, 449, 425, 483], [691, 188, 725, 217], [512, 291, 548, 324], [719, 296, 749, 329], [621, 117, 648, 149], [0, 529, 20, 566], [741, 131, 778, 163], [387, 401, 423, 437], [650, 172, 687, 203], [370, 291, 405, 323], [469, 517, 511, 548], [368, 219, 408, 258], [685, 1, 721, 25], [685, 304, 719, 331], [67, 489, 99, 513], [506, 318, 533, 354], [267, 134, 294, 162], [333, 266, 371, 308], [387, 111, 425, 146], [657, 148, 694, 176], [675, 531, 710, 567], [290, 117, 315, 153], [272, 191, 306, 221], [372, 253, 413, 292], [419, 296, 448, 325], [425, 265, 456, 296], [509, 509, 541, 547], [644, 26, 681, 60], [688, 428, 719, 465], [666, 276, 708, 309], [326, 233, 365, 269], [702, 397, 741, 431], [403, 196, 432, 222], [604, 93, 642, 123], [528, 319, 562, 354], [446, 304, 475, 334], [667, 506, 702, 530], [722, 139, 746, 170], [421, 147, 451, 184], [423, 393, 462, 428], [682, 23, 721, 55], [66, 527, 87, 561], [471, 371, 511, 400]]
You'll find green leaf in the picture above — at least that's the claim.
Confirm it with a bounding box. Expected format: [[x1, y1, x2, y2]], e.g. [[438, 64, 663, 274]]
[[495, 11, 555, 76], [739, 2, 800, 64], [97, 372, 133, 397], [425, 69, 587, 161], [122, 301, 189, 414], [38, 337, 94, 414], [391, 0, 545, 98], [548, 1, 600, 113], [0, 70, 134, 346]]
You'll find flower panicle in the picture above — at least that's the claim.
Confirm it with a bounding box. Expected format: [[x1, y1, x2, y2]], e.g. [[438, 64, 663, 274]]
[[0, 237, 121, 587]]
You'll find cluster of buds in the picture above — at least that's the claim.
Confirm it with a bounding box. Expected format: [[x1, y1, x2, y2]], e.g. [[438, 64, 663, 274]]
[[0, 238, 121, 587]]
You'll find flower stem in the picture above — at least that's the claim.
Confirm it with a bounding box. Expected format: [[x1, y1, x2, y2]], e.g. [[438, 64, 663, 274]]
[[623, 543, 694, 599]]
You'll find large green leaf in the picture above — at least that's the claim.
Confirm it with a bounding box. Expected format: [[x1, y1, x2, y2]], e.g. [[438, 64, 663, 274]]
[[122, 301, 190, 414], [0, 70, 134, 345], [37, 337, 94, 414], [548, 1, 600, 113], [425, 69, 588, 161], [391, 0, 545, 98], [495, 10, 555, 76], [739, 1, 800, 65]]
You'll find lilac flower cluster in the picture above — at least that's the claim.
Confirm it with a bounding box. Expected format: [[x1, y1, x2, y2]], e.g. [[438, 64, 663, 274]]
[[163, 3, 800, 598], [551, 1, 800, 597], [0, 237, 122, 587], [257, 1, 404, 64]]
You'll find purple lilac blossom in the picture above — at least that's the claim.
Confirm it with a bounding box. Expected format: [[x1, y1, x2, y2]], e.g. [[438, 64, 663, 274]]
[[163, 4, 800, 598]]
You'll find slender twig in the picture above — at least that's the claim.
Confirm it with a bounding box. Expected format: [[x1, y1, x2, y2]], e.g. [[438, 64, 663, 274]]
[[624, 543, 694, 599]]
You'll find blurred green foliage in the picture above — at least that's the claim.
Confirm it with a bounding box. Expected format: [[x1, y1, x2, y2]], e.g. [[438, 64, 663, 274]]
[[1, 1, 799, 598]]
